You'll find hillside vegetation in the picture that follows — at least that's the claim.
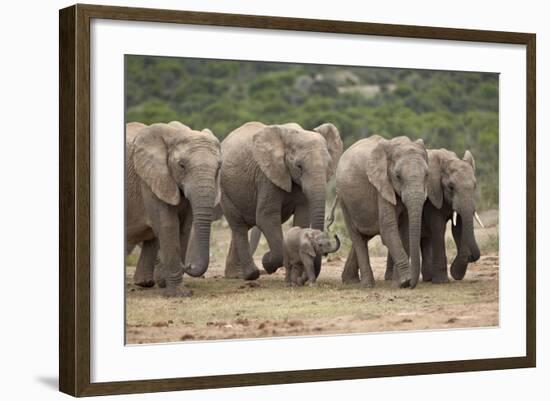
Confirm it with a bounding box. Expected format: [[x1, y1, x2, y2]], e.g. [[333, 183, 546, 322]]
[[125, 56, 499, 209]]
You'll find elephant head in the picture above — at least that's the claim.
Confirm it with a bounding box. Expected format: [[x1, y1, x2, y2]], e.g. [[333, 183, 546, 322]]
[[427, 149, 481, 280], [132, 122, 221, 277], [252, 122, 343, 233], [301, 230, 341, 257], [367, 136, 428, 288]]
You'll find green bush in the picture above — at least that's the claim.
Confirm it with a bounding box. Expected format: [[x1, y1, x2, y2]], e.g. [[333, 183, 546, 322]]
[[125, 56, 499, 210]]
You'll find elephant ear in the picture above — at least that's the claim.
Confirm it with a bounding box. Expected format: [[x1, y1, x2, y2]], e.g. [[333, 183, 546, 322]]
[[252, 125, 292, 192], [366, 139, 396, 205], [132, 124, 181, 206], [427, 150, 444, 209], [314, 123, 343, 176], [299, 230, 317, 258], [463, 150, 476, 171]]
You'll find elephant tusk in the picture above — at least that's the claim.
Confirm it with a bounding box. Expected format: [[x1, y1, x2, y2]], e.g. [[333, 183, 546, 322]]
[[452, 211, 457, 226], [474, 212, 485, 228]]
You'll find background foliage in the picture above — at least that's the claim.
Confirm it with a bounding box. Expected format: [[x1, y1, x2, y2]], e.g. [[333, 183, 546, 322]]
[[125, 56, 499, 210]]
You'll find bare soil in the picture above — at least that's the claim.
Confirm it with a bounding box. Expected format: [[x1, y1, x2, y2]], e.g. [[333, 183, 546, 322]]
[[125, 211, 498, 344]]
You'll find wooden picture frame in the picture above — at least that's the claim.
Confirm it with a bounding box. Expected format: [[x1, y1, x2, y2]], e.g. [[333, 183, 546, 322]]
[[59, 3, 536, 396]]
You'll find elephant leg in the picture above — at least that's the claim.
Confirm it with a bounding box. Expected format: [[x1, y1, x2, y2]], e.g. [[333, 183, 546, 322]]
[[154, 211, 193, 287], [379, 204, 410, 288], [249, 227, 262, 256], [290, 265, 301, 286], [302, 256, 317, 286], [133, 238, 158, 287], [231, 223, 260, 280], [342, 245, 360, 284], [356, 236, 375, 288], [384, 252, 393, 281], [342, 204, 374, 287], [256, 185, 285, 274], [431, 218, 449, 283], [150, 203, 192, 297], [256, 214, 284, 274], [224, 234, 243, 279], [421, 236, 434, 282]]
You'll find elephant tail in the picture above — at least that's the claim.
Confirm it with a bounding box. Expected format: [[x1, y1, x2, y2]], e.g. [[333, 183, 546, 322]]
[[326, 194, 339, 230]]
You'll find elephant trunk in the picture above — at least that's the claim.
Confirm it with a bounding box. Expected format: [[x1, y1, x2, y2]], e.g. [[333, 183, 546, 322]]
[[327, 234, 341, 253], [305, 181, 327, 278], [184, 186, 216, 277], [404, 192, 425, 289], [451, 206, 480, 280]]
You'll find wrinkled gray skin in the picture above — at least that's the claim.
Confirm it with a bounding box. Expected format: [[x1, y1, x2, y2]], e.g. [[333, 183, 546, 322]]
[[220, 121, 343, 281], [337, 135, 428, 288], [126, 121, 221, 297], [283, 227, 340, 286]]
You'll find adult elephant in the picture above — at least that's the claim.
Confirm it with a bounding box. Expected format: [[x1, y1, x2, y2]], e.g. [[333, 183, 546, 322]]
[[126, 121, 221, 297], [344, 148, 483, 285], [337, 135, 428, 288], [415, 148, 482, 282], [220, 121, 343, 280]]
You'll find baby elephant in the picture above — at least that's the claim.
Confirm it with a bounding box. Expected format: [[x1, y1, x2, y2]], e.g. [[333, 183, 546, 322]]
[[283, 227, 340, 286]]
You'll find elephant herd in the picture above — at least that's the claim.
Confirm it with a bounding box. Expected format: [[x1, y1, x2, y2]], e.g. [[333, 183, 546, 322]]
[[126, 120, 483, 297]]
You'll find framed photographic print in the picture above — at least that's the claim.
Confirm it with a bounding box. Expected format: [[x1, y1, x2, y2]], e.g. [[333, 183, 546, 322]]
[[59, 3, 536, 397]]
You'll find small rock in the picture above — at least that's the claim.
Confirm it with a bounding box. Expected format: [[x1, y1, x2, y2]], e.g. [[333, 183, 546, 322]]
[[180, 334, 195, 340]]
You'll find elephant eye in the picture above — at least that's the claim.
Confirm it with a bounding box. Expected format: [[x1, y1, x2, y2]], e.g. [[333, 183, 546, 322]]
[[296, 162, 303, 170], [448, 183, 454, 191], [395, 172, 401, 181], [179, 161, 186, 170]]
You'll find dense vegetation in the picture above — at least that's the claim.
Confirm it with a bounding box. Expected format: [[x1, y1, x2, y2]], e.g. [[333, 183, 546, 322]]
[[125, 56, 499, 209]]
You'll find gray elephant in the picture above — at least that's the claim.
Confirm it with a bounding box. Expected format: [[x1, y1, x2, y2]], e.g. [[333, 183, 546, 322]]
[[283, 227, 340, 286], [344, 148, 484, 285], [220, 121, 343, 280], [126, 121, 221, 297], [337, 135, 428, 288], [414, 148, 482, 282]]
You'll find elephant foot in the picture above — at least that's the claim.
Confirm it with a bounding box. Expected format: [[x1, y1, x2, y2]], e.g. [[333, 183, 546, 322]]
[[360, 278, 375, 288], [224, 269, 242, 279], [342, 275, 360, 284], [134, 278, 155, 288], [153, 264, 167, 288], [432, 275, 449, 284], [134, 268, 155, 288], [421, 268, 433, 282], [242, 265, 260, 281], [398, 276, 411, 288], [384, 269, 393, 281], [261, 252, 283, 274], [163, 285, 193, 298], [431, 270, 450, 284], [296, 276, 307, 286]]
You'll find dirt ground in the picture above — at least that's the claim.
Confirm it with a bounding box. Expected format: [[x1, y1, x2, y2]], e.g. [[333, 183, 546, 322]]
[[125, 210, 499, 344]]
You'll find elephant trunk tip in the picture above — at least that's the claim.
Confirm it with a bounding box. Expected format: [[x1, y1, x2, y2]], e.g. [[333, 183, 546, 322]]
[[184, 257, 210, 277]]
